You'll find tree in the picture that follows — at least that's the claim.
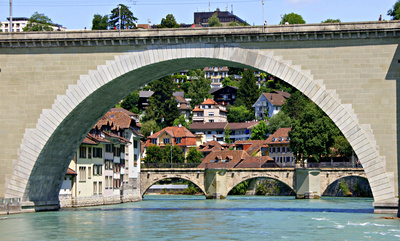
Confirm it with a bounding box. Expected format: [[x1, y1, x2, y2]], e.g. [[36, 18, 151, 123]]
[[145, 145, 163, 163], [173, 115, 189, 129], [289, 102, 339, 163], [109, 4, 137, 29], [92, 14, 109, 30], [281, 91, 309, 120], [388, 0, 400, 20], [227, 105, 253, 123], [140, 120, 160, 138], [280, 13, 306, 25], [322, 19, 341, 23], [250, 120, 268, 140], [144, 76, 180, 128], [159, 14, 180, 28], [224, 126, 232, 143], [186, 147, 203, 164], [121, 90, 140, 114], [162, 144, 185, 164], [187, 69, 212, 108], [333, 135, 354, 161], [208, 13, 222, 27], [267, 111, 292, 134], [23, 12, 54, 31], [222, 76, 240, 88], [236, 69, 260, 111]]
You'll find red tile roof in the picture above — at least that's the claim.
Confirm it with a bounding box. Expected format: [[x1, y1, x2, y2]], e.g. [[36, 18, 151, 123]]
[[234, 140, 268, 156], [263, 93, 287, 106], [201, 99, 218, 105], [102, 131, 131, 144], [66, 168, 77, 175], [146, 126, 197, 147], [198, 140, 225, 152], [203, 66, 229, 72], [198, 150, 250, 168], [104, 111, 133, 129], [227, 121, 259, 130], [266, 128, 291, 145], [235, 156, 276, 168], [272, 91, 291, 99], [109, 108, 138, 117]]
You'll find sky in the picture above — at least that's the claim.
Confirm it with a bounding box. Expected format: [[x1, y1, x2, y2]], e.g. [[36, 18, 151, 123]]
[[0, 0, 398, 30]]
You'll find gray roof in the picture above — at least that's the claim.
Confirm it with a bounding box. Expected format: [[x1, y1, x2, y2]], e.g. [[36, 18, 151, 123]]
[[139, 91, 154, 98]]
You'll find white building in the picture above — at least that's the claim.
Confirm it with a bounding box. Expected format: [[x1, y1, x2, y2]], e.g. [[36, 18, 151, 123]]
[[192, 99, 227, 123], [1, 17, 66, 32], [203, 66, 229, 88], [252, 91, 290, 120]]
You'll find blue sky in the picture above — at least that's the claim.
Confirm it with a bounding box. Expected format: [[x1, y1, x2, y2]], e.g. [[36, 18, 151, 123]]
[[0, 0, 398, 29]]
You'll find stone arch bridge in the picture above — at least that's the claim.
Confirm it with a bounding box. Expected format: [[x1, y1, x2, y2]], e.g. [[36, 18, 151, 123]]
[[140, 167, 367, 201], [0, 21, 399, 213]]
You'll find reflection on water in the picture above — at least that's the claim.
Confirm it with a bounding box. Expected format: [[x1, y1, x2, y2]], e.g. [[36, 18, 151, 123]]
[[0, 195, 399, 241]]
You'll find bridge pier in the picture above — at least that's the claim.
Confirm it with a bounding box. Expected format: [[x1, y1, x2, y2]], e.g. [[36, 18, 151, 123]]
[[204, 169, 228, 199], [295, 169, 321, 199]]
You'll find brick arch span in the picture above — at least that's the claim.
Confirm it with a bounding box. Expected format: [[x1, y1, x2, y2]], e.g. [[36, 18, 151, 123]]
[[321, 173, 368, 196], [6, 45, 394, 208], [140, 175, 206, 197]]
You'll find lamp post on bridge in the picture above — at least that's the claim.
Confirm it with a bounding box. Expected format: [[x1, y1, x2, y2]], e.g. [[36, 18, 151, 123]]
[[119, 4, 121, 37], [262, 1, 265, 33]]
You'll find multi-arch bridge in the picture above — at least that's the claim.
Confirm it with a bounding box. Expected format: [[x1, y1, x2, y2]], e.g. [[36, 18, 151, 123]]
[[0, 21, 400, 213]]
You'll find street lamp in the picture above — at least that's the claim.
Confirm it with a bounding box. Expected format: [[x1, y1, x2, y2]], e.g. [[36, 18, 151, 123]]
[[262, 1, 265, 33], [119, 4, 121, 37]]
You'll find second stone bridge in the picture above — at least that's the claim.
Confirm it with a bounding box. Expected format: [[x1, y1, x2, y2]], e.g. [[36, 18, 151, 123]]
[[140, 167, 367, 205]]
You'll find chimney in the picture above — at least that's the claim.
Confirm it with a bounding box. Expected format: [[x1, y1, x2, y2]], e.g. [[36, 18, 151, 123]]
[[271, 95, 273, 100], [178, 123, 182, 128]]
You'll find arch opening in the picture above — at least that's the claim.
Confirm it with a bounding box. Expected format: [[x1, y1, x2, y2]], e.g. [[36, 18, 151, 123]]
[[7, 46, 394, 208], [228, 177, 295, 197], [142, 177, 206, 197], [322, 176, 372, 198]]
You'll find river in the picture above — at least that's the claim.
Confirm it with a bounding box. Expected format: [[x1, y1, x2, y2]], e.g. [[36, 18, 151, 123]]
[[0, 195, 399, 240]]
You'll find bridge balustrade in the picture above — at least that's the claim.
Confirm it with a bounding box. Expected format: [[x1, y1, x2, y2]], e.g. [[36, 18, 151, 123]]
[[306, 162, 362, 168], [141, 163, 200, 168]]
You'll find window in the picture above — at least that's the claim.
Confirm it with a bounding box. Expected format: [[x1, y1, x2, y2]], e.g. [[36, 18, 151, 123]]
[[134, 154, 138, 166], [88, 166, 92, 179], [105, 160, 113, 170], [176, 138, 182, 144], [134, 140, 138, 148], [151, 139, 157, 144], [209, 112, 214, 116], [113, 146, 120, 157], [209, 119, 214, 123], [79, 167, 86, 182], [93, 165, 102, 176], [88, 147, 92, 159], [93, 182, 97, 195], [163, 138, 170, 144], [98, 182, 103, 195], [93, 147, 102, 158], [79, 147, 86, 158], [114, 179, 121, 189], [196, 113, 203, 117], [207, 131, 212, 135], [105, 144, 112, 153], [217, 131, 223, 135]]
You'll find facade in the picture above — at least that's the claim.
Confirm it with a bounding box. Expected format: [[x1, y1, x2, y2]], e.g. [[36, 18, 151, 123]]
[[209, 86, 238, 106], [253, 91, 291, 120], [194, 8, 247, 27], [203, 66, 229, 88], [266, 128, 294, 166], [234, 140, 269, 157], [175, 95, 192, 122], [146, 126, 197, 158], [189, 121, 259, 143], [1, 17, 65, 32], [192, 99, 227, 123]]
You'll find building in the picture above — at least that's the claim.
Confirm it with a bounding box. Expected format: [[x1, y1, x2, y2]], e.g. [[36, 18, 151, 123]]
[[252, 91, 291, 120], [194, 8, 247, 27], [198, 150, 250, 168], [192, 99, 227, 123], [175, 95, 192, 122], [266, 128, 294, 166], [197, 140, 232, 157], [59, 168, 77, 199], [138, 91, 190, 115], [209, 86, 238, 106], [1, 17, 65, 32], [203, 66, 229, 88], [189, 121, 259, 144], [146, 125, 197, 158], [234, 140, 269, 157]]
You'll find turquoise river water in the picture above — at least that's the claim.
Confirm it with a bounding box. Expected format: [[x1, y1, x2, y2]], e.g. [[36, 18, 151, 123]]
[[0, 195, 400, 240]]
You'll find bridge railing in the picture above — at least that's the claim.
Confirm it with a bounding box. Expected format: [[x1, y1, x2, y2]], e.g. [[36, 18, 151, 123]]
[[306, 162, 363, 168], [141, 163, 201, 168]]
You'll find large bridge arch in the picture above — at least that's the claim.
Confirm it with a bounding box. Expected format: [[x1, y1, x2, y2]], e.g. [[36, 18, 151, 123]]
[[320, 170, 368, 196], [0, 25, 398, 210]]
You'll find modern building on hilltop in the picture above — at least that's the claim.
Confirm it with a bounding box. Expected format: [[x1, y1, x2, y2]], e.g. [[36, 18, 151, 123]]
[[1, 17, 66, 32], [194, 8, 247, 27]]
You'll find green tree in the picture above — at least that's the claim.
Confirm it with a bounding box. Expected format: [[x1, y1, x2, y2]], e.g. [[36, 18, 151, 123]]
[[289, 102, 339, 163], [162, 144, 185, 164], [280, 13, 306, 24], [236, 69, 260, 111], [121, 90, 140, 114], [23, 12, 54, 31], [109, 4, 138, 29], [227, 105, 253, 123], [178, 81, 192, 93], [267, 111, 292, 134], [208, 13, 222, 27], [224, 126, 232, 143], [388, 0, 400, 20], [159, 14, 180, 28], [173, 115, 189, 129], [281, 91, 309, 120], [144, 76, 180, 128], [140, 120, 160, 138], [145, 145, 163, 163], [333, 135, 354, 160], [250, 120, 268, 140], [322, 19, 341, 23], [222, 76, 240, 87], [186, 147, 203, 164], [92, 14, 109, 30], [187, 69, 212, 108]]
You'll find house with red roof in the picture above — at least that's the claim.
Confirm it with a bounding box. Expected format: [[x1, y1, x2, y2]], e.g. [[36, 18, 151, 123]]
[[146, 125, 197, 158], [192, 99, 227, 123], [197, 150, 278, 168], [252, 91, 291, 120], [266, 127, 294, 166]]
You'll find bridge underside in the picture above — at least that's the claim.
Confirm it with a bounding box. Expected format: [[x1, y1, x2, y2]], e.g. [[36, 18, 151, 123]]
[[0, 22, 399, 213]]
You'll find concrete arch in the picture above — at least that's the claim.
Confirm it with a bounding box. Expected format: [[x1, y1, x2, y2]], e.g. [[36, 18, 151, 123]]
[[321, 173, 368, 196], [5, 45, 395, 208], [226, 175, 296, 197], [140, 176, 206, 197]]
